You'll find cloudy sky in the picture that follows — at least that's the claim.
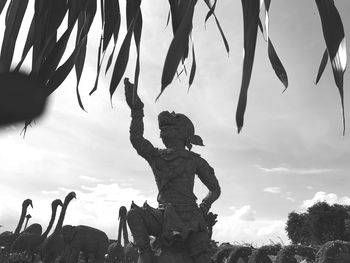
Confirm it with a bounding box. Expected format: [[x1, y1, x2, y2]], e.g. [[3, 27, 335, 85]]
[[1, 0, 350, 246]]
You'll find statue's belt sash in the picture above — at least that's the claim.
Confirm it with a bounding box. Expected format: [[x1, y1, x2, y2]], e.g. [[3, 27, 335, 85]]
[[138, 202, 206, 247], [158, 203, 198, 212]]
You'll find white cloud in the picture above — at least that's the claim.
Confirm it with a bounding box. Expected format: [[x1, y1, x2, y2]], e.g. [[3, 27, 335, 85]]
[[300, 191, 350, 209], [0, 136, 44, 171], [256, 164, 333, 175], [41, 190, 60, 195], [0, 183, 157, 240], [229, 205, 256, 221], [56, 183, 158, 239], [263, 187, 281, 194], [79, 175, 101, 182], [259, 166, 290, 173], [213, 205, 288, 246], [0, 186, 61, 232], [286, 197, 295, 202]]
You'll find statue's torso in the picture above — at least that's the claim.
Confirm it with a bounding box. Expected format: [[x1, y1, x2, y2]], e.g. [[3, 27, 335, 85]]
[[149, 149, 198, 206]]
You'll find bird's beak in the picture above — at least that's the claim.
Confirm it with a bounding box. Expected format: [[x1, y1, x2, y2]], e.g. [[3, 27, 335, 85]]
[[30, 202, 33, 208]]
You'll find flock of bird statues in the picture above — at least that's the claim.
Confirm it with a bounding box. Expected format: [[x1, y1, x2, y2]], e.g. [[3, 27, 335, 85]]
[[2, 193, 350, 263], [0, 192, 138, 263]]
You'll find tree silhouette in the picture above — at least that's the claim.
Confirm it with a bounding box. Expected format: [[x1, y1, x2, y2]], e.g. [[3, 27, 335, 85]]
[[0, 0, 347, 132], [286, 202, 350, 246], [285, 212, 309, 246]]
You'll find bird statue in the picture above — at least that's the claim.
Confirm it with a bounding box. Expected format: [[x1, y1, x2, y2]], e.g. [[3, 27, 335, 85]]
[[0, 199, 33, 252], [41, 192, 76, 263], [12, 199, 63, 260]]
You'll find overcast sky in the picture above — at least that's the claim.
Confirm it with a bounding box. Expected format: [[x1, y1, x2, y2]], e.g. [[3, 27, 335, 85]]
[[1, 0, 350, 246]]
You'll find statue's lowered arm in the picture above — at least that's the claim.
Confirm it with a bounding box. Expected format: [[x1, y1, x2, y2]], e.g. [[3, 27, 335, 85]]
[[196, 158, 221, 214], [124, 78, 156, 162]]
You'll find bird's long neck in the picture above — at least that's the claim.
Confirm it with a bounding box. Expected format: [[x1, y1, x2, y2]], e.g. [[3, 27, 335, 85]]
[[122, 215, 129, 245], [42, 205, 59, 238], [53, 198, 71, 234], [117, 216, 123, 246], [14, 205, 27, 234]]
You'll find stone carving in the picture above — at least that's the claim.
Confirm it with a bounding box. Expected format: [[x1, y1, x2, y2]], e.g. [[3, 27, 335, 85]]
[[124, 78, 221, 263]]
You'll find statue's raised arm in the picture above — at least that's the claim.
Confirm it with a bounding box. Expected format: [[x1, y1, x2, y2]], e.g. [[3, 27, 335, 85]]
[[124, 78, 156, 162]]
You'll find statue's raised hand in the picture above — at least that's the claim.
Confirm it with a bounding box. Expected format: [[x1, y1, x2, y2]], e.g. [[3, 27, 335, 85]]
[[124, 78, 144, 110]]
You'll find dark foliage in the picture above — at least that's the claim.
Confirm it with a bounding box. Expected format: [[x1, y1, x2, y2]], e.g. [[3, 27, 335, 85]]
[[286, 202, 350, 246], [0, 0, 347, 132]]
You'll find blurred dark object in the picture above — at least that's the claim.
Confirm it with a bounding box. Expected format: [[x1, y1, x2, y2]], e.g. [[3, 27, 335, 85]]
[[0, 71, 47, 126]]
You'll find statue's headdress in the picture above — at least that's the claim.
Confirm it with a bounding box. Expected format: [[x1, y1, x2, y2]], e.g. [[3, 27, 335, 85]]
[[158, 111, 204, 150]]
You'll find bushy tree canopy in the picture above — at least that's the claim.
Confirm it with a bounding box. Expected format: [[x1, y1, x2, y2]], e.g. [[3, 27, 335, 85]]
[[286, 202, 350, 246]]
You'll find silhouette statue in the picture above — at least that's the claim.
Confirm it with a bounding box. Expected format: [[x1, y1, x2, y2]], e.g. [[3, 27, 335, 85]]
[[124, 78, 221, 263]]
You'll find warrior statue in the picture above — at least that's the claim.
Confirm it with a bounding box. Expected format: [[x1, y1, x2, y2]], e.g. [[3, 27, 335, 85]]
[[124, 78, 221, 263]]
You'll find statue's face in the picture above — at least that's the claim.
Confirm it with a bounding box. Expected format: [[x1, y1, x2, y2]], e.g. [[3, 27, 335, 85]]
[[158, 111, 187, 143]]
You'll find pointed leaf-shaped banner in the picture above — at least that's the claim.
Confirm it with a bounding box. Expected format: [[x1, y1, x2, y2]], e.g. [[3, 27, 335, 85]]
[[188, 43, 196, 89], [89, 32, 103, 95], [204, 0, 217, 24], [159, 0, 196, 99], [168, 0, 178, 34], [168, 0, 187, 36], [45, 35, 88, 96], [315, 0, 347, 134], [5, 0, 12, 25], [0, 0, 29, 72], [75, 13, 88, 111], [81, 1, 100, 96], [46, 0, 67, 38], [166, 10, 171, 27], [37, 0, 67, 67], [100, 0, 104, 24], [107, 0, 141, 98], [105, 2, 121, 75], [0, 0, 7, 15], [32, 0, 66, 74], [267, 38, 288, 90], [168, 0, 190, 60], [109, 13, 138, 99], [131, 1, 143, 95], [15, 16, 35, 71], [39, 23, 76, 83], [32, 33, 58, 76], [126, 0, 142, 96], [112, 2, 121, 39], [203, 0, 229, 54], [68, 0, 86, 27], [85, 0, 97, 32], [105, 45, 116, 75], [103, 0, 119, 52], [264, 0, 271, 10], [315, 48, 328, 84], [32, 0, 49, 73], [258, 1, 288, 90], [236, 0, 260, 133], [127, 0, 141, 28], [89, 0, 106, 95]]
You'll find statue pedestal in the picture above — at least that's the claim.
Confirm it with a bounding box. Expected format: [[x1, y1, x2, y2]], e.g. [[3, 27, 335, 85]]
[[149, 238, 194, 263], [154, 246, 193, 263]]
